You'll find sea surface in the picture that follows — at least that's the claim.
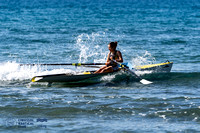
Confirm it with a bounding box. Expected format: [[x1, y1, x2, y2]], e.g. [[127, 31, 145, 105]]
[[0, 0, 200, 132]]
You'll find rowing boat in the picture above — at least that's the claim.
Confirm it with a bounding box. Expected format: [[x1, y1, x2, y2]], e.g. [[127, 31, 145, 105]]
[[32, 61, 173, 83], [31, 61, 173, 83]]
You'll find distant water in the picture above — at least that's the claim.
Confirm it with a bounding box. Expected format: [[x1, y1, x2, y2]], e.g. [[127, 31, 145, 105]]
[[0, 0, 200, 132]]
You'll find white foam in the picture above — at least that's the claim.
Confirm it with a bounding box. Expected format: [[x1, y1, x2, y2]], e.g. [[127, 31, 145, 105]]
[[135, 70, 153, 76], [100, 72, 124, 82], [100, 73, 117, 82], [0, 62, 75, 81]]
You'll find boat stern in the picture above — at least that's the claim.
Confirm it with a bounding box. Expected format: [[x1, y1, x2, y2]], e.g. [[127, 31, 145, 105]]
[[135, 61, 173, 73]]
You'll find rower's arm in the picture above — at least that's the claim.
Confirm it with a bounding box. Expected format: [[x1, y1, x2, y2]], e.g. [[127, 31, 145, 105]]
[[106, 53, 111, 65], [106, 53, 110, 62], [116, 51, 123, 63]]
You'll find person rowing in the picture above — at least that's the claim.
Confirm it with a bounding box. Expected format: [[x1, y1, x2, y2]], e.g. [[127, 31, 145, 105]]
[[94, 41, 123, 73]]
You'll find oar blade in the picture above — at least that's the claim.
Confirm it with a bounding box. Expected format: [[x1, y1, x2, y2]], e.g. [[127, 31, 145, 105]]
[[140, 79, 153, 85]]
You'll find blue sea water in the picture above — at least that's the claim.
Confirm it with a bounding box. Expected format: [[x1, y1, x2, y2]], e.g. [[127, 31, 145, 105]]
[[0, 0, 200, 132]]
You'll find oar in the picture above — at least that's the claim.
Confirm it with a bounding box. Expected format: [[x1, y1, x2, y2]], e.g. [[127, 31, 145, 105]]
[[20, 63, 105, 66], [112, 60, 153, 85]]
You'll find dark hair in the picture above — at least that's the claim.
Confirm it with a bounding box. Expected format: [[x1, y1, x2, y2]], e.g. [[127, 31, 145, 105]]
[[109, 41, 118, 48]]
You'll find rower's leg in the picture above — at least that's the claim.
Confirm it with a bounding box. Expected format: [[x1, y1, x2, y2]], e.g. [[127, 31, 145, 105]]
[[94, 66, 107, 73], [100, 66, 113, 73]]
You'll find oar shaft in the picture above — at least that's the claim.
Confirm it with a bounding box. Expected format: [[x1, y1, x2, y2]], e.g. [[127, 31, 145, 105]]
[[112, 60, 152, 84], [20, 63, 105, 66]]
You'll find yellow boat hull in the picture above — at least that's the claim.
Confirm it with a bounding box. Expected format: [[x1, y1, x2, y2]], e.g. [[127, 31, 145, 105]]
[[135, 61, 173, 73]]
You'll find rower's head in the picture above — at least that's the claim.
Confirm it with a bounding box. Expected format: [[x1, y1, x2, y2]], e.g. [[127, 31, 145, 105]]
[[108, 42, 117, 51]]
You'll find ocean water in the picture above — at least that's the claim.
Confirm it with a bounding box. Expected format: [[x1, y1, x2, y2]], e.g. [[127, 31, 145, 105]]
[[0, 0, 200, 132]]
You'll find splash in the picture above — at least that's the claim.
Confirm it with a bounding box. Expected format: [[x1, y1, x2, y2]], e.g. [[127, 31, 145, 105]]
[[129, 51, 156, 76], [100, 73, 117, 82], [0, 62, 75, 81], [131, 51, 156, 68], [75, 32, 109, 63], [100, 71, 126, 82]]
